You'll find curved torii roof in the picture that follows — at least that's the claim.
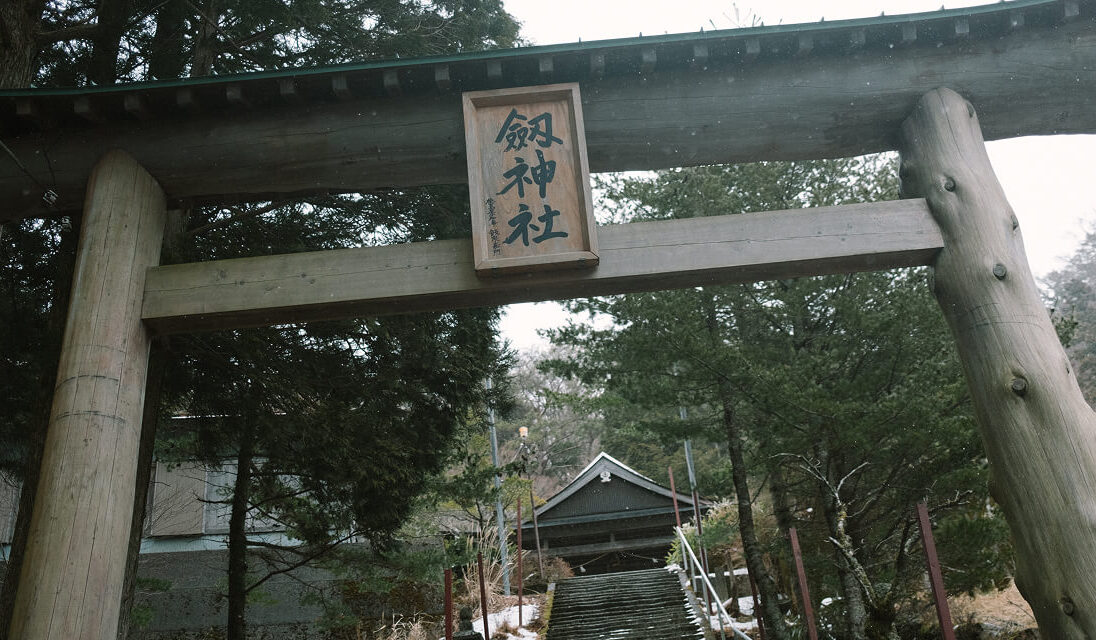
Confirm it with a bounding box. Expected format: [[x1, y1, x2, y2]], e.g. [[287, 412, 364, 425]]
[[0, 0, 1091, 219]]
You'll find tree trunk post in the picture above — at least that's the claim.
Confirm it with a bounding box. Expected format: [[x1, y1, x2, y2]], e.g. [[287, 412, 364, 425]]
[[899, 87, 1096, 638], [787, 528, 818, 640], [227, 413, 256, 640], [516, 498, 522, 628], [7, 150, 166, 640], [915, 503, 956, 640], [747, 571, 766, 640], [477, 552, 490, 640], [668, 466, 683, 529], [444, 568, 454, 640]]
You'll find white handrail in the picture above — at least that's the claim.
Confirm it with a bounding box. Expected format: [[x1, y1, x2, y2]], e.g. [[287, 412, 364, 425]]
[[676, 526, 753, 640]]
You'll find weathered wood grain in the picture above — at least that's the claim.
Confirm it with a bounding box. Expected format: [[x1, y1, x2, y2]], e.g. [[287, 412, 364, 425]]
[[900, 88, 1096, 638], [142, 198, 941, 333], [1, 18, 1094, 220], [463, 83, 598, 273], [8, 150, 166, 640]]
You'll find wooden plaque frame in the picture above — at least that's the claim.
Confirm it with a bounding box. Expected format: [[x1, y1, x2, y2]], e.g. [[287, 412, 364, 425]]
[[463, 83, 599, 275]]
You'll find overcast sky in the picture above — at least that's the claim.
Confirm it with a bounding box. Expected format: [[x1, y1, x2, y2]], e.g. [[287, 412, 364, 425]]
[[497, 0, 1096, 352]]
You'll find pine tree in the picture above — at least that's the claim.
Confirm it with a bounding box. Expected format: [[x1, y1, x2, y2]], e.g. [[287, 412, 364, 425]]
[[0, 3, 521, 637], [544, 158, 1012, 640], [1046, 227, 1096, 404]]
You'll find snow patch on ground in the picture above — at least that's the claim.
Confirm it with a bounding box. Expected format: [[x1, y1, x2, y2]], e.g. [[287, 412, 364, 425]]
[[723, 615, 759, 634], [466, 604, 539, 640], [727, 595, 755, 617], [704, 597, 759, 636]]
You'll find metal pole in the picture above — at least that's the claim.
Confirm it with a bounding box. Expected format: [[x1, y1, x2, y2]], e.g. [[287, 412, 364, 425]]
[[530, 486, 545, 578], [677, 527, 744, 640], [668, 466, 683, 529], [916, 503, 957, 640], [692, 488, 708, 555], [682, 533, 690, 575], [684, 434, 711, 595], [681, 432, 715, 629], [693, 484, 713, 628], [517, 498, 523, 628], [485, 377, 511, 596], [788, 527, 819, 640], [683, 434, 697, 490], [444, 568, 454, 640], [478, 552, 491, 640]]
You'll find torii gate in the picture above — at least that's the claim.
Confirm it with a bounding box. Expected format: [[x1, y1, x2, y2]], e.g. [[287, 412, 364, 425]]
[[2, 0, 1095, 637]]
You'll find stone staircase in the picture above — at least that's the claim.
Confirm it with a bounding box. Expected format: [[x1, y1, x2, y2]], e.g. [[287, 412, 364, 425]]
[[545, 568, 706, 640]]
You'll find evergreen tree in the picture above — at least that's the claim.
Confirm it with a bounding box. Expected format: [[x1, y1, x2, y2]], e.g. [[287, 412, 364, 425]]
[[0, 3, 521, 637], [545, 158, 1012, 640], [1046, 227, 1096, 404]]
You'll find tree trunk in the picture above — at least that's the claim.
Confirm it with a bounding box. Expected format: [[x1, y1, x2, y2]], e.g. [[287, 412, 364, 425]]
[[149, 0, 188, 79], [87, 0, 133, 85], [719, 392, 787, 640], [703, 297, 788, 640], [0, 215, 78, 639], [841, 565, 871, 639], [765, 461, 799, 609], [818, 487, 868, 640], [190, 0, 220, 76], [768, 464, 795, 540], [899, 87, 1096, 638], [865, 603, 900, 640], [227, 415, 256, 640], [0, 0, 45, 88]]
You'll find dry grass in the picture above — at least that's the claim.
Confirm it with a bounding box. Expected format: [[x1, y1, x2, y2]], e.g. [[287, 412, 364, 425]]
[[949, 581, 1038, 636], [375, 615, 434, 640], [492, 621, 518, 639], [459, 554, 511, 612]]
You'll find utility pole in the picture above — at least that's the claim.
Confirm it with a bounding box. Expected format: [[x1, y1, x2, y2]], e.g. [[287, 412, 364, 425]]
[[518, 426, 545, 577], [486, 377, 511, 596], [682, 410, 711, 585]]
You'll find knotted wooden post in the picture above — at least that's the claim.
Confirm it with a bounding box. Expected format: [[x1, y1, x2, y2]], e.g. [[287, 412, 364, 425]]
[[8, 150, 166, 640], [899, 87, 1096, 638]]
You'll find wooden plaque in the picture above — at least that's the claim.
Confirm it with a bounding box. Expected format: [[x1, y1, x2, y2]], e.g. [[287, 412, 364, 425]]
[[463, 83, 598, 274]]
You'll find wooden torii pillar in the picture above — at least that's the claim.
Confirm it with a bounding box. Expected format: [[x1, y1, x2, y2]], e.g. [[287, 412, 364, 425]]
[[8, 150, 166, 640], [900, 88, 1096, 637]]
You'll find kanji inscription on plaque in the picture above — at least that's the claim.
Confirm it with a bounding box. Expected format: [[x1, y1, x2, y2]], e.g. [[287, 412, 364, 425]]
[[463, 83, 598, 274]]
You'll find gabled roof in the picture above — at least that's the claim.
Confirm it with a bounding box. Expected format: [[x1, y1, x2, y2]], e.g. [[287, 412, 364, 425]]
[[532, 452, 700, 521]]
